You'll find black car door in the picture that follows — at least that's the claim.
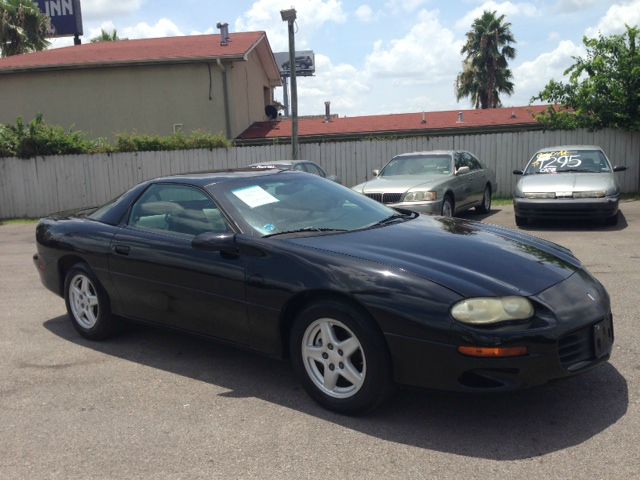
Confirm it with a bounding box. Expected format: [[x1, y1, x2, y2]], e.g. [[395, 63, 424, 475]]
[[108, 183, 250, 345]]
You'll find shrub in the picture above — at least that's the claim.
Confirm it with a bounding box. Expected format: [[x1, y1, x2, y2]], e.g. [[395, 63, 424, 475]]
[[0, 116, 231, 158]]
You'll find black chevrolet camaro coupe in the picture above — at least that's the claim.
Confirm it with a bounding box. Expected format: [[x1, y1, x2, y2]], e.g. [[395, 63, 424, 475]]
[[34, 169, 614, 413]]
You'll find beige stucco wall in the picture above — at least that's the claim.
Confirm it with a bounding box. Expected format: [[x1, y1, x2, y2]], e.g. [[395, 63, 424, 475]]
[[0, 55, 273, 140], [227, 49, 274, 138]]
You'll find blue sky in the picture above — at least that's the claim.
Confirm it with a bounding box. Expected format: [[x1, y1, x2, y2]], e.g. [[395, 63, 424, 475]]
[[52, 0, 640, 117]]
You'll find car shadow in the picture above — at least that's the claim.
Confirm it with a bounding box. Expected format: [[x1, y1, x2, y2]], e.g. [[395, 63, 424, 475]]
[[43, 315, 628, 461], [458, 208, 502, 222], [516, 211, 628, 232]]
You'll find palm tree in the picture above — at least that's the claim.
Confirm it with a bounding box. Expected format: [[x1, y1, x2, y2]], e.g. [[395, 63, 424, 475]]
[[0, 0, 50, 57], [455, 10, 516, 109], [90, 29, 124, 44]]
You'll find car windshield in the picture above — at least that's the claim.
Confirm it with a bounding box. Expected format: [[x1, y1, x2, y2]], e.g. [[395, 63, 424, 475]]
[[211, 173, 402, 237], [380, 155, 452, 177], [524, 149, 611, 174]]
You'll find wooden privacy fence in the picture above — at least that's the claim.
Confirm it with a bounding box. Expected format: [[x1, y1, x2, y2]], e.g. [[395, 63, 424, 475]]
[[1, 128, 639, 219]]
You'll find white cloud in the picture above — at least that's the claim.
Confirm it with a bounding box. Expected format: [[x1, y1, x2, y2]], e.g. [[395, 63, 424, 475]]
[[511, 40, 584, 104], [119, 19, 184, 39], [585, 0, 640, 37], [365, 9, 462, 85], [555, 0, 599, 13], [355, 5, 375, 22], [289, 54, 371, 113], [455, 1, 539, 30], [385, 0, 427, 14], [82, 0, 145, 21], [235, 0, 347, 51]]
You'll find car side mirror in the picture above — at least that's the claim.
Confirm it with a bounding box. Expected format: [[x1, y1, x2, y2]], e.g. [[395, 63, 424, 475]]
[[192, 232, 237, 254], [613, 166, 627, 172], [455, 166, 470, 175], [513, 169, 524, 175], [372, 169, 380, 177]]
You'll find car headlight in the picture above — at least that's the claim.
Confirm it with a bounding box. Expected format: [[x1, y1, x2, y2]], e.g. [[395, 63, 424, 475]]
[[451, 297, 534, 325], [403, 190, 437, 202], [523, 192, 556, 199], [572, 190, 606, 198]]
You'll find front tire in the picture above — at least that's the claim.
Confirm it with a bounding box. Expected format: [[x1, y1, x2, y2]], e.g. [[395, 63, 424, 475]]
[[441, 196, 454, 218], [290, 301, 394, 414], [64, 264, 119, 340]]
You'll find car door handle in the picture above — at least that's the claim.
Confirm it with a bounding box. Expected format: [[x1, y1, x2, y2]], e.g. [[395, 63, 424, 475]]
[[114, 244, 131, 255]]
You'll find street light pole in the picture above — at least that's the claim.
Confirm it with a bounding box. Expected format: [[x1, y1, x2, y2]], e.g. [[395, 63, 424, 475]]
[[281, 8, 298, 160]]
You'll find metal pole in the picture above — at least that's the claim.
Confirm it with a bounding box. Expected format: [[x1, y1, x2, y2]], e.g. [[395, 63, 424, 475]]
[[287, 20, 299, 160], [282, 76, 290, 117]]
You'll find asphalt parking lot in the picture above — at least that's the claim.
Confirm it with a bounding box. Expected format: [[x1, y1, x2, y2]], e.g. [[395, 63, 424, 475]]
[[1, 202, 638, 479]]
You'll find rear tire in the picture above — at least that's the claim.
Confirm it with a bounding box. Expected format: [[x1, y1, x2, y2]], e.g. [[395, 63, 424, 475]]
[[64, 263, 119, 340], [476, 185, 492, 213], [290, 301, 394, 414]]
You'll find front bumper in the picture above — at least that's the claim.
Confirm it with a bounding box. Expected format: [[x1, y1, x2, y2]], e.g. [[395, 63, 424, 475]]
[[513, 196, 619, 220], [385, 270, 613, 392], [386, 315, 612, 392], [387, 200, 443, 215]]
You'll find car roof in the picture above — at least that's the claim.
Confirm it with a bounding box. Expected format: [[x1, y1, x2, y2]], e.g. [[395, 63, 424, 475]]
[[249, 160, 313, 167], [393, 150, 457, 158], [151, 167, 288, 187], [535, 145, 604, 153]]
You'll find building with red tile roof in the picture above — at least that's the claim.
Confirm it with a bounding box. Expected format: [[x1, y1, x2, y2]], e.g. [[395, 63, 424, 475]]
[[237, 105, 549, 144], [0, 32, 281, 139]]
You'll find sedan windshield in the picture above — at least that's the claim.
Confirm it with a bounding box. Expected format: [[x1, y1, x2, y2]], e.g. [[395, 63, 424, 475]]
[[380, 155, 452, 177], [211, 173, 402, 236], [525, 149, 611, 174]]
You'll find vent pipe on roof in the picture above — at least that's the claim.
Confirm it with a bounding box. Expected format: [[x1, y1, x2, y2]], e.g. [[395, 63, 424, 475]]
[[216, 22, 230, 46], [511, 110, 517, 119], [421, 112, 427, 124], [324, 101, 332, 123], [457, 111, 464, 123]]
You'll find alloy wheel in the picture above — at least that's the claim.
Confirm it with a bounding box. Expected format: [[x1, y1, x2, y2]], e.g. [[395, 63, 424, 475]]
[[301, 318, 366, 399], [69, 273, 100, 329]]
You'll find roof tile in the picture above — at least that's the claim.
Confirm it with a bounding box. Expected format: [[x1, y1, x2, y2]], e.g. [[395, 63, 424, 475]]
[[0, 32, 265, 72]]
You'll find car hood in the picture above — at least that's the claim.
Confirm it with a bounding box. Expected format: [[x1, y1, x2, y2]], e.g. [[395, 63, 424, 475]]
[[355, 175, 449, 193], [287, 216, 580, 297], [517, 173, 616, 193]]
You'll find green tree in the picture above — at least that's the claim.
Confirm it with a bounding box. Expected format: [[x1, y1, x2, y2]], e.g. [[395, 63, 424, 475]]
[[455, 10, 516, 109], [0, 0, 50, 57], [90, 29, 124, 43], [533, 25, 640, 131]]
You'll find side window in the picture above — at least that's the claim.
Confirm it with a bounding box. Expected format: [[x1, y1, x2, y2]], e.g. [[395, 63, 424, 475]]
[[293, 163, 307, 172], [305, 163, 326, 177], [454, 153, 465, 170], [467, 154, 482, 171], [129, 184, 229, 237]]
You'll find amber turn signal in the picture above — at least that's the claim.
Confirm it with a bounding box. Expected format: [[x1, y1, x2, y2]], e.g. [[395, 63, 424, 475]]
[[458, 346, 528, 357]]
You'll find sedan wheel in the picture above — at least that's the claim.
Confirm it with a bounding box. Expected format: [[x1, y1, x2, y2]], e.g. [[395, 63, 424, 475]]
[[476, 186, 492, 213], [64, 264, 119, 340], [441, 196, 454, 217], [290, 301, 394, 414]]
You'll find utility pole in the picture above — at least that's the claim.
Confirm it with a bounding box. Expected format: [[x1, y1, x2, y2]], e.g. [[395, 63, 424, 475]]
[[281, 8, 298, 160]]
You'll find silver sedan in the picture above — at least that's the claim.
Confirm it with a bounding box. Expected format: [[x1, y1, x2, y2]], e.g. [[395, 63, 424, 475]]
[[513, 145, 627, 226], [352, 150, 496, 217]]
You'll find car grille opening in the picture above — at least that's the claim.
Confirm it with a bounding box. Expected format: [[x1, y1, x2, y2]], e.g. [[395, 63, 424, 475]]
[[557, 317, 613, 372], [365, 192, 403, 204]]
